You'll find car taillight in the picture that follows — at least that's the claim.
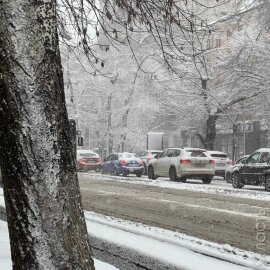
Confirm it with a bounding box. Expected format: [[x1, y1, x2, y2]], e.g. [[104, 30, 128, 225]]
[[227, 160, 232, 164], [139, 160, 144, 165], [180, 159, 191, 164], [120, 160, 126, 165], [78, 158, 85, 164], [209, 160, 216, 164], [97, 159, 101, 163]]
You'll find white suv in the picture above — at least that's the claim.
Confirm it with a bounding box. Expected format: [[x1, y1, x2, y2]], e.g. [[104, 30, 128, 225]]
[[148, 148, 215, 184], [207, 151, 232, 179]]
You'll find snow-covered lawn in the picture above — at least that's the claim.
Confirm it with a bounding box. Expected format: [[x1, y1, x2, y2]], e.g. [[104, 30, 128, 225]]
[[80, 173, 270, 201]]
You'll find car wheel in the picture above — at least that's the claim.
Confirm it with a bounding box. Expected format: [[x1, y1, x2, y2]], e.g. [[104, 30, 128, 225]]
[[136, 173, 142, 177], [202, 176, 212, 184], [148, 166, 157, 180], [95, 168, 101, 173], [179, 177, 187, 183], [265, 175, 270, 192], [169, 167, 178, 181], [232, 173, 244, 189], [112, 168, 119, 176]]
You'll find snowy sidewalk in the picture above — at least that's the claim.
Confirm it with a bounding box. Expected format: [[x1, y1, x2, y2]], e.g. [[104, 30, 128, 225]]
[[86, 211, 270, 270], [0, 220, 118, 270]]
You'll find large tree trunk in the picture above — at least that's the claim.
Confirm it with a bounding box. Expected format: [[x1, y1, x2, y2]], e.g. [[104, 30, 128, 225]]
[[0, 1, 95, 269], [232, 121, 238, 163], [120, 106, 129, 152], [197, 114, 219, 150], [197, 78, 219, 150], [106, 94, 113, 155]]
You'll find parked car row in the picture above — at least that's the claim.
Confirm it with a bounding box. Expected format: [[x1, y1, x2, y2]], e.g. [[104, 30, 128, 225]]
[[76, 147, 270, 192], [76, 150, 144, 177]]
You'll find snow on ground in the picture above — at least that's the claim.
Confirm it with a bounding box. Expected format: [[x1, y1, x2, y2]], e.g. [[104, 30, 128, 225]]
[[85, 211, 270, 270], [0, 220, 118, 270], [1, 209, 269, 270], [80, 173, 270, 201], [1, 188, 270, 269]]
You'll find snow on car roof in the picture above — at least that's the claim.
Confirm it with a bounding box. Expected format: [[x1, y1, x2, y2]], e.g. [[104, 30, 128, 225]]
[[256, 148, 270, 152], [207, 150, 227, 155], [77, 150, 99, 156], [183, 147, 207, 151]]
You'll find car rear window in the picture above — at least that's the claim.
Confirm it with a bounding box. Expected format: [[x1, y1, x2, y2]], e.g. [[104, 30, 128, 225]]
[[79, 153, 98, 158], [210, 154, 227, 158], [150, 151, 161, 156], [186, 150, 207, 157], [118, 153, 137, 159]]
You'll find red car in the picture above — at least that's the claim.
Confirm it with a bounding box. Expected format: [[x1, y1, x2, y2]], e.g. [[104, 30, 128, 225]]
[[77, 150, 101, 172]]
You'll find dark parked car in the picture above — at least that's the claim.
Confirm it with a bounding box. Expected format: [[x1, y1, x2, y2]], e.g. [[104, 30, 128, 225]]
[[231, 148, 270, 191], [225, 155, 249, 183], [101, 152, 144, 177]]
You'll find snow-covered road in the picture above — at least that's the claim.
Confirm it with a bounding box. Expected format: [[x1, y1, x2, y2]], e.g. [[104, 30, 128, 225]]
[[79, 173, 270, 201]]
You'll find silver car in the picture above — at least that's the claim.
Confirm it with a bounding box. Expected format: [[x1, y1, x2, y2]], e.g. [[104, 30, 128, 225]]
[[137, 150, 162, 174], [148, 148, 215, 183], [207, 151, 232, 179]]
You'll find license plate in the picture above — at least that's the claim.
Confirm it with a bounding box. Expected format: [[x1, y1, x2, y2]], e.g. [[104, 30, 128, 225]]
[[194, 163, 204, 167], [216, 163, 225, 166], [86, 161, 95, 164], [128, 164, 138, 167], [193, 160, 204, 165], [129, 168, 134, 172]]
